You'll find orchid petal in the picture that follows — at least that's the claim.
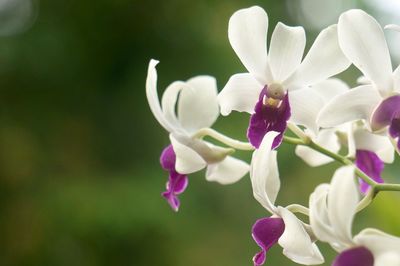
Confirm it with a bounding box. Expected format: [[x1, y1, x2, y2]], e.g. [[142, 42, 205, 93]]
[[295, 129, 340, 167], [328, 166, 358, 245], [218, 73, 262, 115], [284, 24, 350, 88], [177, 76, 219, 133], [289, 88, 325, 134], [394, 65, 400, 92], [277, 207, 324, 265], [354, 228, 400, 266], [353, 128, 395, 164], [146, 59, 177, 133], [170, 134, 207, 174], [206, 156, 249, 185], [250, 131, 280, 213], [162, 81, 186, 129], [332, 247, 374, 266], [228, 6, 272, 84], [317, 85, 382, 128], [310, 78, 349, 102], [338, 10, 393, 93], [268, 22, 305, 82]]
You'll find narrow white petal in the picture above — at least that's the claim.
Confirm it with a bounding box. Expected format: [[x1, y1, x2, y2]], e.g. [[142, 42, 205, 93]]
[[170, 134, 207, 174], [385, 24, 400, 32], [277, 207, 325, 265], [161, 81, 186, 129], [295, 129, 340, 167], [250, 131, 280, 213], [146, 59, 178, 133], [289, 88, 325, 134], [338, 10, 393, 93], [218, 73, 262, 115], [228, 6, 272, 84], [317, 85, 382, 128], [284, 24, 350, 88], [177, 76, 219, 133], [328, 166, 358, 245], [310, 78, 349, 102], [354, 228, 400, 266], [268, 22, 306, 82], [206, 156, 249, 185], [353, 128, 395, 163]]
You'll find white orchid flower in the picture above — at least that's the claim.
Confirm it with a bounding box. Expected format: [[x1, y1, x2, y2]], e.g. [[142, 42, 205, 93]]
[[218, 6, 350, 149], [250, 131, 324, 265], [310, 166, 400, 265], [295, 79, 349, 167], [318, 9, 400, 152], [146, 59, 249, 211]]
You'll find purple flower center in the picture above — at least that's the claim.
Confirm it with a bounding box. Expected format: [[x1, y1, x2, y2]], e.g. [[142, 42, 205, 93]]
[[251, 217, 285, 266], [333, 246, 374, 266], [371, 95, 400, 149], [160, 145, 188, 212], [355, 150, 384, 194], [247, 85, 291, 149]]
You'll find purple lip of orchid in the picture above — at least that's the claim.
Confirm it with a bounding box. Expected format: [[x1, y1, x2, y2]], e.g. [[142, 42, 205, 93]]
[[247, 85, 291, 149], [160, 145, 189, 212], [332, 246, 374, 266], [251, 217, 285, 266], [355, 150, 384, 194], [371, 95, 400, 148]]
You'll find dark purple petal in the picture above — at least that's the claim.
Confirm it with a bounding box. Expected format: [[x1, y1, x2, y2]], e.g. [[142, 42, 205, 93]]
[[161, 171, 188, 212], [333, 246, 374, 266], [160, 144, 176, 171], [159, 145, 189, 212], [247, 86, 291, 149], [389, 117, 400, 150], [355, 150, 384, 194], [371, 95, 400, 130], [251, 217, 285, 266]]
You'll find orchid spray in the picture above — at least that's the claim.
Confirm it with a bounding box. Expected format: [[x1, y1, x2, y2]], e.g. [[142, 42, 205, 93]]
[[146, 6, 400, 265]]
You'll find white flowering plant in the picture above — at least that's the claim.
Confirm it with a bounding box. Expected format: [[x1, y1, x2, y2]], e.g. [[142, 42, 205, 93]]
[[146, 6, 400, 266]]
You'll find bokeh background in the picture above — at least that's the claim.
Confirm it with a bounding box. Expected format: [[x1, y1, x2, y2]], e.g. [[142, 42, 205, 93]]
[[0, 0, 400, 265]]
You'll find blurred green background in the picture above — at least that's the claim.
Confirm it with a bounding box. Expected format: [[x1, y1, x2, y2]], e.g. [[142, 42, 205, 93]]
[[0, 0, 399, 265]]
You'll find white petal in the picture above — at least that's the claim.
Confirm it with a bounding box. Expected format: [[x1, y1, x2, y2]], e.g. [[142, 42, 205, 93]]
[[177, 76, 219, 133], [206, 156, 249, 185], [317, 85, 382, 128], [338, 10, 393, 93], [353, 128, 395, 163], [277, 207, 325, 265], [146, 59, 178, 133], [161, 81, 186, 130], [385, 24, 400, 32], [268, 22, 305, 82], [170, 134, 207, 174], [289, 88, 325, 134], [250, 131, 280, 213], [394, 65, 400, 92], [357, 75, 370, 85], [328, 166, 358, 245], [310, 78, 349, 102], [354, 228, 400, 266], [284, 24, 350, 88], [295, 129, 340, 167], [228, 6, 272, 84], [309, 184, 342, 248], [218, 73, 262, 115]]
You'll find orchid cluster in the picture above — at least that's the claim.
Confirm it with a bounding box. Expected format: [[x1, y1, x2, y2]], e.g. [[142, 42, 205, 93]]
[[146, 6, 400, 266]]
